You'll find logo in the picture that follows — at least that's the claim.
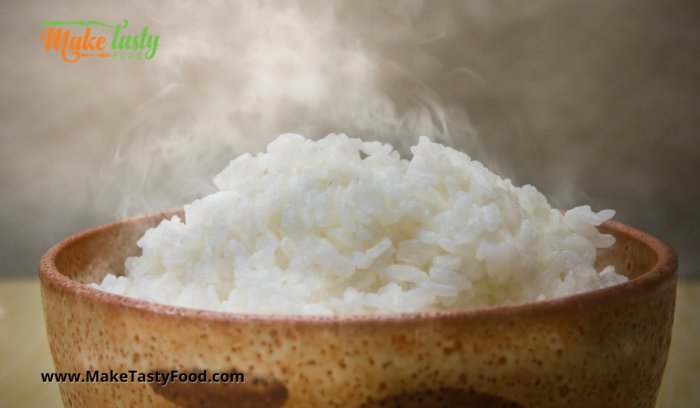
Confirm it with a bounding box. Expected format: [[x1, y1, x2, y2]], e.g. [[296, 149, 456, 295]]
[[40, 20, 160, 63]]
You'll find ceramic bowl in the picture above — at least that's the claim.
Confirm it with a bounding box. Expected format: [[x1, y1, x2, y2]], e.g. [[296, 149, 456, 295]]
[[39, 209, 677, 407]]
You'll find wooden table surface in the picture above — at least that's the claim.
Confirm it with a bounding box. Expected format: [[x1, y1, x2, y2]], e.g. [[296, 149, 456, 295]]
[[1, 280, 698, 408]]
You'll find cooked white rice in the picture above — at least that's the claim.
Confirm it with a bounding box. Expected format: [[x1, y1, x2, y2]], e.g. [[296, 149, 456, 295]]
[[92, 134, 627, 314]]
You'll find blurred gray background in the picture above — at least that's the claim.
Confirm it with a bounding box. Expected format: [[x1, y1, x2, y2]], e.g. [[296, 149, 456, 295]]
[[1, 0, 699, 279]]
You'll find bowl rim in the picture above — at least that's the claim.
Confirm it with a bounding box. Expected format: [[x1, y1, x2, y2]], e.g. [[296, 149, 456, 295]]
[[39, 210, 678, 324]]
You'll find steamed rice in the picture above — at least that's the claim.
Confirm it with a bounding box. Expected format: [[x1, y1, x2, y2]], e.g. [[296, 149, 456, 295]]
[[92, 134, 628, 314]]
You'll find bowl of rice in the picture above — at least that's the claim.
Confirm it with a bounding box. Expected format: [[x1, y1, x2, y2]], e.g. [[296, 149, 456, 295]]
[[40, 134, 677, 407]]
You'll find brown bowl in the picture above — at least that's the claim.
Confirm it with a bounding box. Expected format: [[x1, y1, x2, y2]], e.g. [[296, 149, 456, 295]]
[[39, 210, 677, 408]]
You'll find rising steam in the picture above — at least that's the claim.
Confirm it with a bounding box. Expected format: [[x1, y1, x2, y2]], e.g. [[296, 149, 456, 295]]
[[101, 0, 480, 218]]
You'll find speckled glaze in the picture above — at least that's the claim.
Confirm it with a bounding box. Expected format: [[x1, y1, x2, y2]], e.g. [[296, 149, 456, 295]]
[[39, 210, 677, 408]]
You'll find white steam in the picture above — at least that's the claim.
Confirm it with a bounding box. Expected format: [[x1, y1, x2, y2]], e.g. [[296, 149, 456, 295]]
[[102, 0, 478, 217]]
